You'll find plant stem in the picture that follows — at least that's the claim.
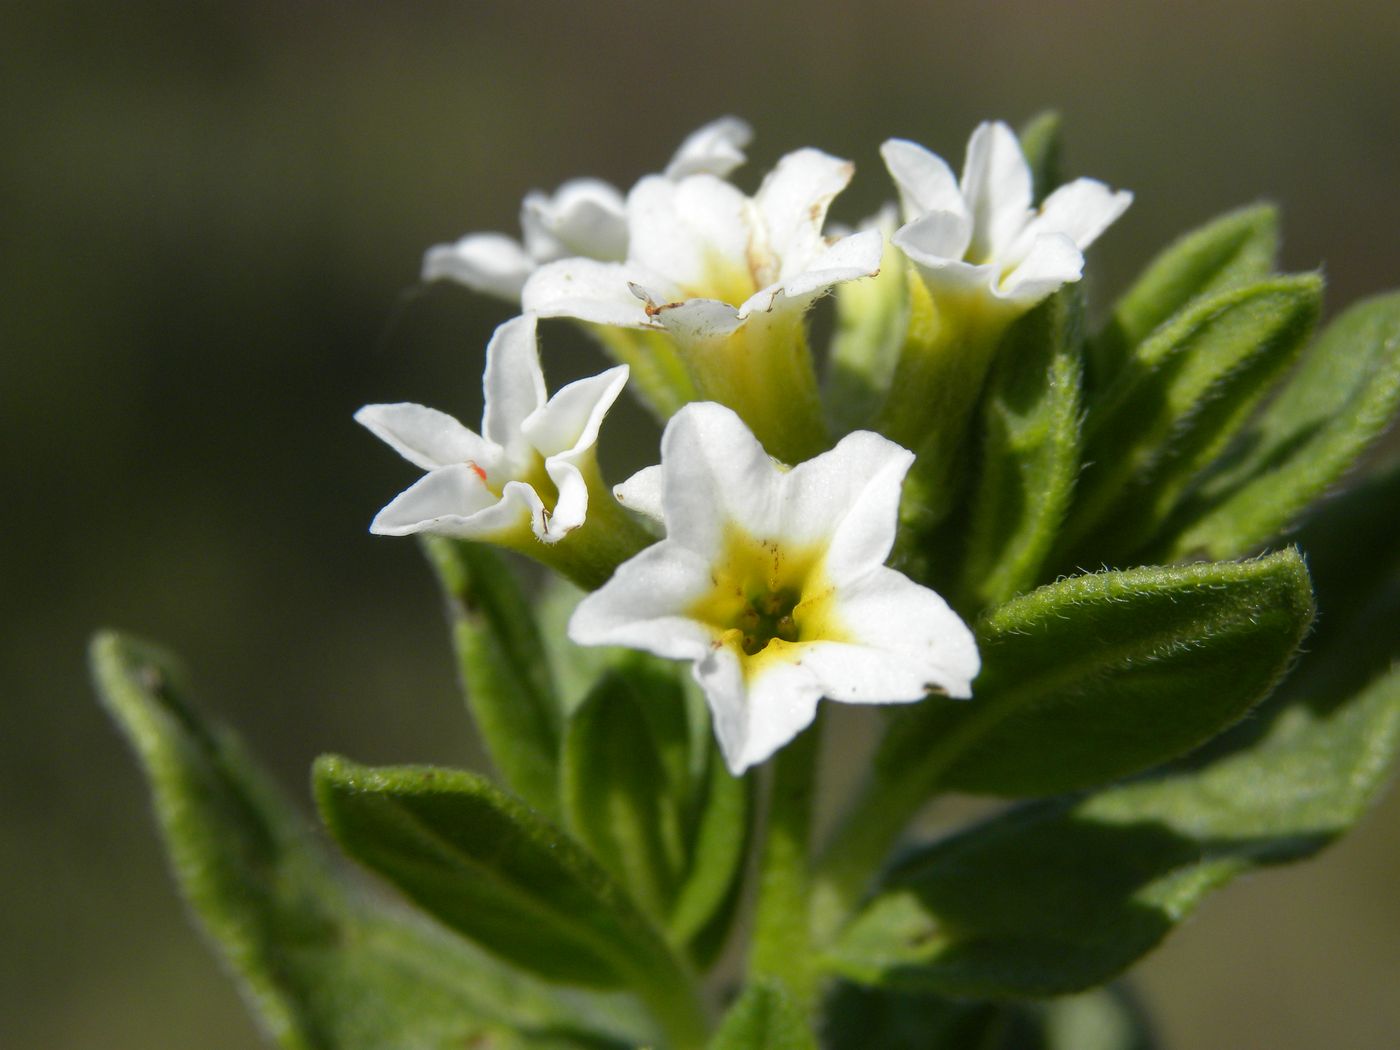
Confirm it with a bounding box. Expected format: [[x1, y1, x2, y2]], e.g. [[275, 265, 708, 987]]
[[747, 714, 823, 1011]]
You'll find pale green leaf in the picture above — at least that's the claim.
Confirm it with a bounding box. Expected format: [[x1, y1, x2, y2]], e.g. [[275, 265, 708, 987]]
[[710, 980, 817, 1050]]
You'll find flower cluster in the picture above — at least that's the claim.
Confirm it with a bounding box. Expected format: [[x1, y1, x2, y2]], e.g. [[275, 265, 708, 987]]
[[359, 117, 1131, 771]]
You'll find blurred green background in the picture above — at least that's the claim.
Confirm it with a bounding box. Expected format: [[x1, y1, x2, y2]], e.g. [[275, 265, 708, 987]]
[[4, 2, 1399, 1047]]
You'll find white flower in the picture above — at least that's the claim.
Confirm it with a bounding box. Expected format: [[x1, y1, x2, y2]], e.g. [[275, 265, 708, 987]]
[[882, 120, 1132, 309], [521, 147, 884, 344], [570, 402, 979, 774], [423, 117, 754, 301], [355, 314, 627, 544]]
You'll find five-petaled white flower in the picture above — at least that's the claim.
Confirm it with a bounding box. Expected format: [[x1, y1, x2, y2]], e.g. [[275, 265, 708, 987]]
[[569, 402, 979, 774], [882, 120, 1132, 310], [356, 314, 627, 544], [423, 117, 754, 302], [521, 148, 884, 345]]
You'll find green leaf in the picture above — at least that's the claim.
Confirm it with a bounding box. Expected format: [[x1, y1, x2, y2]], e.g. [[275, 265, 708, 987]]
[[826, 229, 911, 434], [957, 288, 1083, 611], [668, 743, 751, 957], [423, 537, 562, 816], [879, 551, 1314, 798], [90, 631, 639, 1050], [1059, 275, 1322, 567], [711, 980, 817, 1050], [1018, 110, 1063, 206], [561, 664, 692, 921], [314, 757, 708, 1045], [537, 574, 623, 716], [1155, 291, 1400, 561], [1092, 204, 1279, 384], [830, 662, 1400, 998]]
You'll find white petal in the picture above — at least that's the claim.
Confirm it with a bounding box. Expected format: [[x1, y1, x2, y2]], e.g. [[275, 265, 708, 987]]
[[355, 403, 496, 473], [996, 232, 1084, 305], [778, 430, 914, 583], [614, 464, 665, 522], [370, 463, 512, 537], [880, 139, 968, 224], [829, 567, 980, 699], [537, 462, 588, 542], [421, 233, 533, 302], [1011, 179, 1133, 259], [659, 402, 782, 557], [889, 210, 974, 266], [481, 315, 548, 454], [892, 226, 999, 296], [628, 174, 751, 294], [778, 228, 885, 301], [960, 121, 1033, 263], [754, 148, 855, 274], [665, 116, 753, 180], [523, 365, 629, 459], [522, 259, 658, 328], [654, 297, 745, 342], [703, 655, 823, 774], [522, 178, 629, 262], [568, 541, 718, 659]]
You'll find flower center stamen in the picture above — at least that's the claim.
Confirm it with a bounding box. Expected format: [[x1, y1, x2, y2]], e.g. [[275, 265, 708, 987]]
[[737, 588, 802, 655]]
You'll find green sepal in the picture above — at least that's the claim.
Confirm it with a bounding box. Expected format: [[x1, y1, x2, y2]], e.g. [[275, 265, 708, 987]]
[[955, 287, 1084, 611], [828, 662, 1400, 999], [1018, 110, 1064, 206], [710, 980, 817, 1050], [1155, 291, 1400, 562], [90, 631, 641, 1050], [561, 662, 693, 922], [826, 221, 911, 435], [423, 537, 562, 816], [1059, 274, 1321, 567], [879, 550, 1314, 798], [1092, 204, 1279, 384]]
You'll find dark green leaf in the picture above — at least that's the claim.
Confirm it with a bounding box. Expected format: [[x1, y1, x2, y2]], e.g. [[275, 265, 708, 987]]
[[1060, 275, 1321, 567], [710, 980, 817, 1050], [314, 758, 709, 1044], [561, 664, 691, 921], [90, 631, 639, 1050], [1156, 292, 1400, 561], [830, 663, 1400, 998], [957, 288, 1083, 611], [1092, 204, 1278, 383], [669, 744, 751, 957], [879, 551, 1313, 798], [1018, 111, 1063, 206], [423, 537, 562, 816]]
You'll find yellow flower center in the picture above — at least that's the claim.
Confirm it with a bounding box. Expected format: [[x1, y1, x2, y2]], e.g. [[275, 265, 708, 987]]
[[687, 523, 851, 679]]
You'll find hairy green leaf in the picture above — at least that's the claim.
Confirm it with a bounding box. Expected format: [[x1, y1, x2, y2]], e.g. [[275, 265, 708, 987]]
[[879, 551, 1313, 798], [314, 758, 708, 1043], [1018, 110, 1064, 206], [711, 980, 817, 1050], [1156, 292, 1400, 561], [1060, 275, 1321, 567], [1092, 204, 1278, 383], [561, 664, 691, 921], [90, 631, 638, 1050], [958, 288, 1083, 611], [423, 537, 561, 816], [830, 662, 1400, 998]]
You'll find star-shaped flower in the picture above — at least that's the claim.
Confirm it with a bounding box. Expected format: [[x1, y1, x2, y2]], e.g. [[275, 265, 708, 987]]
[[882, 120, 1132, 311], [521, 147, 883, 344], [569, 402, 979, 774], [355, 314, 627, 545], [422, 117, 754, 301]]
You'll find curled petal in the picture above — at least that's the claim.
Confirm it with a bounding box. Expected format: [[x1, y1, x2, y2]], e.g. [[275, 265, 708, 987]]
[[654, 296, 745, 342], [614, 464, 665, 522], [996, 232, 1084, 304], [881, 138, 967, 225], [755, 148, 855, 274], [890, 210, 975, 268], [778, 228, 885, 301], [370, 463, 519, 538], [421, 233, 534, 301], [521, 178, 628, 262], [523, 258, 660, 328], [960, 121, 1033, 263], [481, 315, 548, 456], [665, 116, 753, 180], [354, 403, 496, 473], [1014, 178, 1134, 257]]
